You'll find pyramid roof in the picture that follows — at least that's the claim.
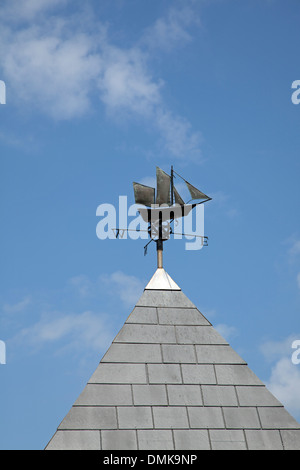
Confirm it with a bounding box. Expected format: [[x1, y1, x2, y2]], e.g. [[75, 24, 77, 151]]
[[45, 269, 300, 450]]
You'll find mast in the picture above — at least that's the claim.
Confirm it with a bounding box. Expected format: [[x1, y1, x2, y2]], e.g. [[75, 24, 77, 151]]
[[171, 165, 174, 206], [157, 238, 163, 268], [156, 166, 174, 269]]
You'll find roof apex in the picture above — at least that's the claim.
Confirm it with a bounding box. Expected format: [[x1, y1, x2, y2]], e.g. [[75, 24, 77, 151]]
[[145, 268, 181, 291]]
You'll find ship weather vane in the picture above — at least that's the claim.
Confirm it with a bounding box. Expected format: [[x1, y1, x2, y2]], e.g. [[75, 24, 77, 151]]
[[113, 166, 212, 268]]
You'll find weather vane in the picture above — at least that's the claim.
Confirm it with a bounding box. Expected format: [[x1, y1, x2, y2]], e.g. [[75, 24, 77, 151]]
[[114, 166, 212, 268]]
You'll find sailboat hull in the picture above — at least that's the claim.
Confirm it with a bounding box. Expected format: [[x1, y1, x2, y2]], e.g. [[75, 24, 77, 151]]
[[138, 204, 194, 223]]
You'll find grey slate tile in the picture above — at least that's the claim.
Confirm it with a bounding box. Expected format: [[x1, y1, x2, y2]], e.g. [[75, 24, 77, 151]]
[[101, 343, 162, 363], [167, 385, 202, 406], [137, 290, 196, 308], [202, 385, 238, 406], [133, 385, 168, 406], [75, 384, 133, 406], [173, 430, 210, 450], [152, 406, 189, 429], [148, 364, 182, 384], [223, 407, 261, 429], [117, 407, 153, 429], [46, 430, 101, 450], [280, 430, 300, 450], [162, 344, 197, 363], [211, 442, 247, 450], [215, 364, 264, 386], [258, 407, 300, 429], [188, 406, 225, 429], [245, 430, 283, 450], [114, 324, 176, 343], [196, 345, 246, 364], [101, 430, 137, 450], [89, 363, 147, 384], [176, 326, 228, 345], [210, 430, 246, 450], [138, 430, 174, 450], [157, 307, 210, 326], [181, 364, 216, 384], [58, 406, 117, 430], [126, 306, 158, 324], [236, 385, 282, 407]]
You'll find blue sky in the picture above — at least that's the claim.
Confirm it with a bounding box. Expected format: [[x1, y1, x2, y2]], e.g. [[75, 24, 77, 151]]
[[0, 0, 300, 450]]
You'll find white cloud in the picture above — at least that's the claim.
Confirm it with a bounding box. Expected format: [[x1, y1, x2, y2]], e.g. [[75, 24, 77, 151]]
[[67, 275, 93, 297], [260, 336, 298, 362], [1, 20, 103, 119], [0, 1, 203, 160], [260, 335, 300, 418], [98, 46, 162, 118], [214, 323, 238, 341], [155, 109, 203, 161], [265, 357, 300, 416], [102, 271, 145, 307], [286, 236, 300, 268], [141, 5, 200, 52], [289, 239, 300, 258], [4, 270, 145, 358], [283, 237, 300, 292], [0, 0, 69, 23], [15, 310, 114, 355], [3, 296, 31, 314], [67, 272, 145, 306]]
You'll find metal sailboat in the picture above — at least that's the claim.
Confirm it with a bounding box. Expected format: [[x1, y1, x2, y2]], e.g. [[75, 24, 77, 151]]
[[132, 166, 212, 264]]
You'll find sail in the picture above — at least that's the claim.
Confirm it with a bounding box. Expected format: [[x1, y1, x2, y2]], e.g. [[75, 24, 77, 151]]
[[133, 182, 155, 207], [173, 186, 185, 206], [185, 181, 210, 201], [156, 167, 171, 206]]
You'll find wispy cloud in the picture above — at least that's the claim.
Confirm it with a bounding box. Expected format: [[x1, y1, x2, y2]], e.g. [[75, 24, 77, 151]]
[[0, 0, 203, 161], [15, 310, 113, 355], [67, 275, 93, 298], [0, 0, 69, 22], [141, 4, 200, 52], [214, 323, 238, 341], [260, 335, 299, 362], [3, 296, 31, 314], [1, 17, 104, 119], [4, 270, 144, 359], [288, 239, 300, 259], [260, 335, 300, 417], [283, 236, 300, 292], [266, 357, 300, 416], [101, 270, 145, 307]]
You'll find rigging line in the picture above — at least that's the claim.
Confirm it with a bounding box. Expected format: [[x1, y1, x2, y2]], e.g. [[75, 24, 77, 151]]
[[172, 169, 188, 183], [173, 170, 212, 203], [144, 238, 154, 256], [185, 197, 212, 204]]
